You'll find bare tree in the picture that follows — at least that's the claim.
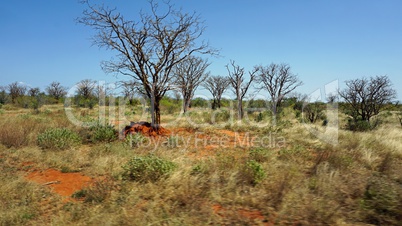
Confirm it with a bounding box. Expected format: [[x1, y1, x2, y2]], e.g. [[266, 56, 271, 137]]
[[203, 75, 230, 110], [226, 60, 258, 120], [79, 0, 216, 129], [174, 56, 210, 113], [339, 75, 396, 122], [76, 79, 97, 99], [256, 63, 303, 118], [7, 82, 27, 103], [28, 87, 40, 97], [120, 80, 139, 105], [46, 81, 67, 100]]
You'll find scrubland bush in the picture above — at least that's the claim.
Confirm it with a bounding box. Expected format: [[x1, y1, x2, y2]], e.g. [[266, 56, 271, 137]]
[[37, 128, 81, 150], [122, 155, 177, 182], [88, 122, 118, 143]]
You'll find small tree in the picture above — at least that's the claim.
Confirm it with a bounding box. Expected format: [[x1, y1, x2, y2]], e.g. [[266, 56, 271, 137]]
[[75, 79, 97, 108], [28, 87, 40, 97], [226, 60, 258, 120], [76, 79, 97, 100], [120, 80, 138, 105], [303, 102, 326, 123], [255, 63, 303, 120], [174, 56, 210, 113], [46, 81, 67, 101], [0, 86, 9, 104], [7, 82, 27, 103], [203, 75, 230, 110], [339, 75, 396, 123]]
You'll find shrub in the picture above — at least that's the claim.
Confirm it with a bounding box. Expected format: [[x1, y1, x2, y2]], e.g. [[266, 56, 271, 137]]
[[346, 119, 373, 131], [122, 155, 177, 182], [37, 128, 81, 150], [88, 122, 118, 143], [240, 160, 266, 186]]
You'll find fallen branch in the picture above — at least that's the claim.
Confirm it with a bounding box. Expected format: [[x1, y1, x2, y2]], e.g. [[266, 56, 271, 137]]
[[42, 181, 60, 186]]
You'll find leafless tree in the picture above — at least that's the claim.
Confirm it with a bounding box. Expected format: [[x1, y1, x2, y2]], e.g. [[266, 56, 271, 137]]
[[120, 80, 139, 105], [79, 0, 216, 129], [7, 82, 27, 103], [339, 75, 396, 122], [46, 81, 67, 100], [28, 87, 40, 97], [173, 56, 210, 113], [256, 63, 303, 117], [226, 60, 258, 120], [203, 75, 230, 110], [76, 79, 97, 99]]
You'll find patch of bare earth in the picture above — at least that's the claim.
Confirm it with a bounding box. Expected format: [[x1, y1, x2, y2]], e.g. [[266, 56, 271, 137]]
[[26, 168, 93, 201]]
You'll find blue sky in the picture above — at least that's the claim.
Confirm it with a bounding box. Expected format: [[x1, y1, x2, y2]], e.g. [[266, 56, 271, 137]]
[[1, 0, 401, 100]]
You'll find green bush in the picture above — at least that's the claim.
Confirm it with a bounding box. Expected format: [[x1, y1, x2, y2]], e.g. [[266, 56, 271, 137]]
[[37, 128, 81, 150], [122, 155, 177, 182], [241, 160, 266, 186], [346, 119, 377, 131], [88, 122, 118, 143]]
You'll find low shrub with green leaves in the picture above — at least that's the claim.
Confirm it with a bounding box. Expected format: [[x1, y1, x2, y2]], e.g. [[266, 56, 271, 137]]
[[122, 155, 177, 182], [240, 160, 266, 185], [37, 128, 81, 150], [88, 122, 118, 143]]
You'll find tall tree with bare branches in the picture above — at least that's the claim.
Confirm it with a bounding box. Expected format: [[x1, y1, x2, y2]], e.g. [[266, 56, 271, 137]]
[[46, 81, 67, 101], [203, 75, 230, 110], [174, 56, 210, 113], [226, 60, 258, 120], [79, 0, 216, 129], [256, 63, 303, 118], [7, 82, 27, 103]]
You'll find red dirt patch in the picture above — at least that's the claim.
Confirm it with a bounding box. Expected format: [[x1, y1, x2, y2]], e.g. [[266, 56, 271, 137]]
[[212, 204, 271, 225], [26, 169, 93, 197], [123, 121, 171, 137]]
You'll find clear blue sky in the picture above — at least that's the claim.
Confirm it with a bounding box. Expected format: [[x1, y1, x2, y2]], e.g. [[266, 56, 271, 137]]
[[1, 0, 401, 100]]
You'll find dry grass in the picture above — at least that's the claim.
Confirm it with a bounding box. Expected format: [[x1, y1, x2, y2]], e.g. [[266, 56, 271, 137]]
[[0, 104, 401, 225]]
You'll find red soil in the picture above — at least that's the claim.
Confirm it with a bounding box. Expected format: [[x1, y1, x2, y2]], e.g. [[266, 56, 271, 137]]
[[123, 121, 171, 137], [26, 169, 93, 197], [212, 204, 271, 225]]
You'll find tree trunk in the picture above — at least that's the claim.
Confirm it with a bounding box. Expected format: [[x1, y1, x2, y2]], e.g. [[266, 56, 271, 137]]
[[212, 99, 217, 110], [237, 94, 243, 120], [183, 94, 191, 113], [155, 98, 161, 129]]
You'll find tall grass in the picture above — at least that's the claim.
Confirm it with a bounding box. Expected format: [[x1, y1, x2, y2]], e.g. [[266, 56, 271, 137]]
[[0, 104, 401, 225]]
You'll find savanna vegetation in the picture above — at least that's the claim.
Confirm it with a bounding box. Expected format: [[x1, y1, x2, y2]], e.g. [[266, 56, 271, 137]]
[[0, 92, 401, 225], [1, 1, 401, 226]]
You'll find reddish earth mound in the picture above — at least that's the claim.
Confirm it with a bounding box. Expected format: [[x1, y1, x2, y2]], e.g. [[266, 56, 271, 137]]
[[123, 121, 170, 137], [26, 169, 93, 197]]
